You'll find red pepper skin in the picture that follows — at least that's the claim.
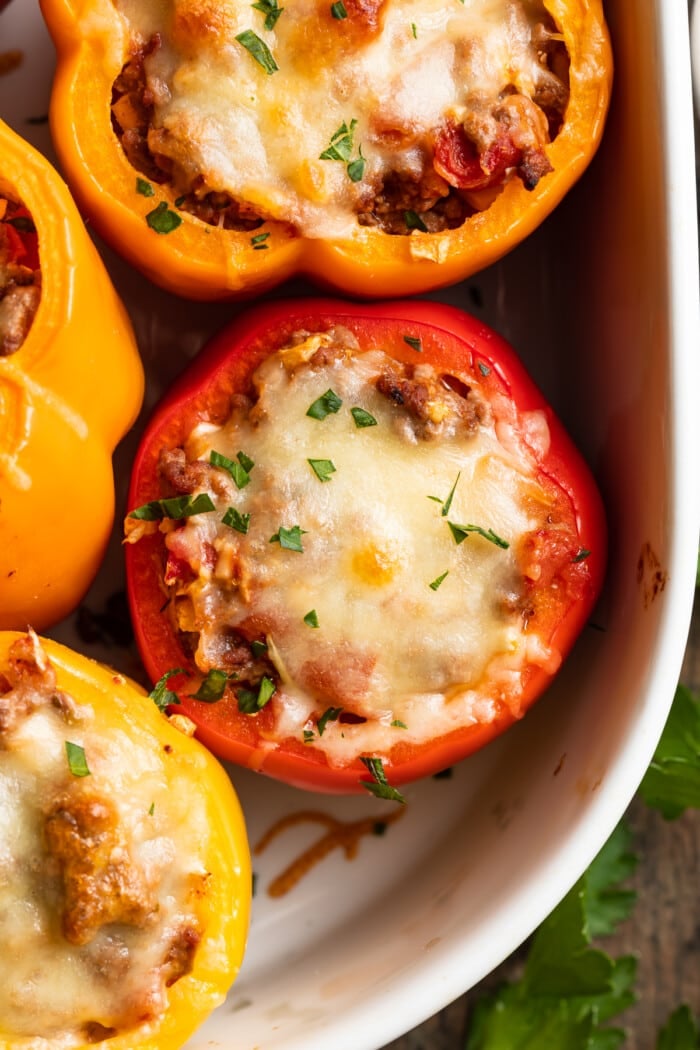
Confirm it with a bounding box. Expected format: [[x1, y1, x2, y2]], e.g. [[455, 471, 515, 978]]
[[125, 299, 606, 794]]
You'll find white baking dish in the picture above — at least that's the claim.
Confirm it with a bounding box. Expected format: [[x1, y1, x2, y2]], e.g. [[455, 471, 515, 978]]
[[0, 2, 698, 1048]]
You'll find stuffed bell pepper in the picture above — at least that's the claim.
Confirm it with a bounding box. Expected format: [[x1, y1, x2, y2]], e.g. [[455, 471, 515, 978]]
[[41, 0, 612, 300], [124, 299, 606, 797], [0, 118, 143, 631], [0, 629, 250, 1050]]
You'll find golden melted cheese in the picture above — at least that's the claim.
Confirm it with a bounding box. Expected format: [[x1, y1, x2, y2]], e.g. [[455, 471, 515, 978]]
[[166, 342, 561, 767], [0, 644, 209, 1047], [112, 0, 564, 236]]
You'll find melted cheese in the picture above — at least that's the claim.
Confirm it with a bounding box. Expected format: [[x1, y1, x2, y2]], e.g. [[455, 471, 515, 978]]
[[112, 0, 563, 236], [0, 661, 209, 1046], [170, 343, 560, 767]]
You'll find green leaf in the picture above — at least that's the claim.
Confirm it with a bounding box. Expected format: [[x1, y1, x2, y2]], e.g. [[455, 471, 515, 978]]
[[136, 177, 154, 197], [584, 823, 638, 937], [303, 609, 320, 628], [320, 120, 357, 162], [129, 492, 216, 521], [251, 0, 283, 30], [237, 676, 276, 713], [330, 1, 347, 17], [307, 388, 343, 420], [350, 406, 377, 428], [403, 334, 423, 352], [146, 200, 182, 234], [448, 521, 509, 549], [429, 571, 449, 591], [657, 1006, 700, 1050], [346, 153, 366, 183], [210, 449, 251, 488], [236, 29, 278, 73], [404, 209, 428, 232], [65, 741, 90, 777], [149, 668, 187, 712], [317, 706, 343, 735], [359, 756, 406, 804], [190, 668, 232, 702], [308, 458, 336, 482], [269, 524, 307, 552], [222, 506, 251, 534], [639, 684, 700, 818]]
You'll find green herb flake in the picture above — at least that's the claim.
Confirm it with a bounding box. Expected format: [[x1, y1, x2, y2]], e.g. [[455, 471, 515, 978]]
[[304, 609, 320, 628], [573, 548, 592, 563], [174, 195, 186, 208], [136, 177, 155, 197], [65, 741, 90, 778], [146, 200, 183, 234], [317, 706, 343, 735], [148, 802, 155, 816], [250, 640, 268, 658], [346, 149, 366, 183], [404, 209, 428, 232], [359, 756, 406, 804], [448, 521, 509, 549], [236, 29, 279, 74], [320, 120, 357, 162], [411, 21, 418, 37], [129, 492, 216, 521], [251, 0, 284, 30], [350, 406, 378, 429], [478, 360, 491, 376], [222, 506, 251, 534], [307, 388, 343, 420], [190, 668, 232, 703], [403, 334, 422, 352], [210, 449, 251, 489], [303, 729, 315, 743], [429, 571, 449, 592], [237, 676, 276, 714], [331, 0, 347, 16], [149, 668, 187, 712], [308, 458, 336, 483], [251, 231, 270, 249], [639, 684, 700, 818], [269, 524, 307, 552], [391, 719, 408, 729], [429, 472, 460, 517]]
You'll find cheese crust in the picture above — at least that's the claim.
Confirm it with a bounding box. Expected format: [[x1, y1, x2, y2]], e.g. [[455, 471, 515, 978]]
[[110, 0, 569, 237], [133, 326, 584, 769]]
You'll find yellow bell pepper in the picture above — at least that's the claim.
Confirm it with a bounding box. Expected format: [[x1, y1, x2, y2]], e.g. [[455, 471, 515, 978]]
[[0, 118, 144, 630], [40, 0, 612, 300], [0, 630, 251, 1050]]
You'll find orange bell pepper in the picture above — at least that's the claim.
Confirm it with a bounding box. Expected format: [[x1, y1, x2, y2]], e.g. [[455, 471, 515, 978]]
[[0, 118, 144, 630], [0, 629, 250, 1050], [40, 0, 612, 301]]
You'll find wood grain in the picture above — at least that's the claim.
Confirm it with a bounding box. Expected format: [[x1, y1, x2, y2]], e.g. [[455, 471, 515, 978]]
[[383, 592, 700, 1049]]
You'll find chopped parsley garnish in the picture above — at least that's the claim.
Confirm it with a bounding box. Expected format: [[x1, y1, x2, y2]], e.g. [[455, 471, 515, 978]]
[[404, 209, 428, 232], [391, 719, 408, 729], [129, 493, 215, 521], [222, 506, 251, 534], [210, 449, 252, 489], [190, 668, 234, 703], [573, 548, 592, 562], [478, 360, 492, 376], [149, 668, 187, 712], [136, 177, 154, 197], [303, 609, 320, 628], [251, 231, 270, 249], [251, 0, 284, 30], [318, 706, 343, 735], [236, 29, 279, 74], [429, 571, 449, 591], [148, 802, 155, 816], [269, 524, 307, 552], [65, 741, 90, 777], [331, 0, 347, 16], [307, 388, 343, 419], [411, 21, 418, 37], [320, 120, 365, 183], [237, 676, 276, 713], [174, 195, 186, 207], [303, 729, 315, 743], [250, 639, 268, 658], [350, 406, 377, 428], [448, 521, 509, 549], [428, 472, 460, 517], [320, 120, 357, 162], [308, 458, 336, 482], [359, 756, 406, 804], [146, 200, 182, 234], [403, 334, 422, 352]]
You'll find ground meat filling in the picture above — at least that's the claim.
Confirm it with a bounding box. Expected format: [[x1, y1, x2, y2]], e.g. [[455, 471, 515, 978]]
[[0, 632, 204, 1043], [110, 7, 569, 236], [0, 195, 41, 355]]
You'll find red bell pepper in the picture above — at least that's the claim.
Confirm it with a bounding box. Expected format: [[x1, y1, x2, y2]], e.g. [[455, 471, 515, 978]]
[[125, 300, 606, 796]]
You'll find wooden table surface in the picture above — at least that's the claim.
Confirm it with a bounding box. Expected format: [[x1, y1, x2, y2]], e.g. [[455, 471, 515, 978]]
[[383, 588, 700, 1049]]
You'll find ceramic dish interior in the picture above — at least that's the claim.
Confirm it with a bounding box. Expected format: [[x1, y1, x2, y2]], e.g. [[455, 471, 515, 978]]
[[0, 2, 699, 1048]]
